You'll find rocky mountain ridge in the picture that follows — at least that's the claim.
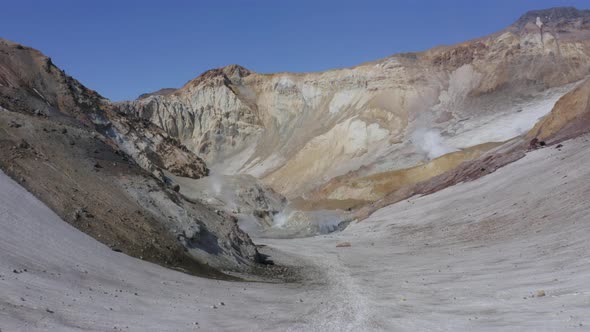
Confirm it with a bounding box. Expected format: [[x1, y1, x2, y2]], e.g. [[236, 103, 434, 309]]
[[117, 7, 590, 204], [0, 39, 262, 276]]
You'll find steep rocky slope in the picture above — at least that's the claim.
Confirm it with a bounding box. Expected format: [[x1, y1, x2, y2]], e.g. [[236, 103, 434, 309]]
[[527, 77, 590, 143], [3, 6, 590, 276], [117, 7, 590, 204], [2, 130, 590, 331], [0, 39, 208, 182], [348, 76, 590, 220], [0, 39, 262, 275]]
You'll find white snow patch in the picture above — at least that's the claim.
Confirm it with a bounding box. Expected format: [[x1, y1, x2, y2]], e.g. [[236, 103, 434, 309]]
[[446, 86, 574, 148]]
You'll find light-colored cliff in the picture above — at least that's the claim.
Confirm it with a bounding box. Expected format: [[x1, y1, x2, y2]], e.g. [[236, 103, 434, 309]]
[[117, 8, 590, 202]]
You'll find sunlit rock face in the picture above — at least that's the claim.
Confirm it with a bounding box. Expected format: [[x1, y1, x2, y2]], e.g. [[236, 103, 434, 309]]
[[0, 39, 260, 273], [117, 8, 590, 201]]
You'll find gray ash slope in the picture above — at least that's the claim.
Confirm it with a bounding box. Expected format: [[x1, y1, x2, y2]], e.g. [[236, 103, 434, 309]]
[[2, 125, 590, 331]]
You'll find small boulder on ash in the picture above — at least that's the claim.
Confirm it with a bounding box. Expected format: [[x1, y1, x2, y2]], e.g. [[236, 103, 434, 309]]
[[17, 139, 30, 149]]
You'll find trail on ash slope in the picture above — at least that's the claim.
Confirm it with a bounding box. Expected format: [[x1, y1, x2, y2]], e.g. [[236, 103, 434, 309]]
[[2, 133, 590, 331]]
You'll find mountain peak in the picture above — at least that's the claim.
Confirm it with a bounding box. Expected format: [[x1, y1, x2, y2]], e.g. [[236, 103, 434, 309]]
[[512, 7, 590, 30], [221, 64, 252, 77], [180, 64, 253, 91], [137, 88, 177, 100]]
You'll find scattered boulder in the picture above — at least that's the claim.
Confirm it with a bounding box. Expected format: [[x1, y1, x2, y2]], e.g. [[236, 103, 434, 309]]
[[111, 247, 123, 253], [18, 139, 29, 149], [336, 242, 352, 248], [528, 138, 547, 150], [73, 207, 93, 220], [73, 208, 82, 221], [535, 290, 546, 297]]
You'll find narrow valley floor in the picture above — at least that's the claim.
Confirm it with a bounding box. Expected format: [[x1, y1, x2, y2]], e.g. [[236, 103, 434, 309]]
[[1, 134, 590, 331]]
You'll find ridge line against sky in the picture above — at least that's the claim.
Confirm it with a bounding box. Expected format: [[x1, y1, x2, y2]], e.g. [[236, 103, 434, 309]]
[[1, 0, 588, 101]]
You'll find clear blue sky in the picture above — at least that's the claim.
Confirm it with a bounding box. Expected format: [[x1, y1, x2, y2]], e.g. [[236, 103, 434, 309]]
[[1, 0, 588, 101]]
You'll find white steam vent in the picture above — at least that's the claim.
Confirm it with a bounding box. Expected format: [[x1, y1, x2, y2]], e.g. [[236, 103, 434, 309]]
[[411, 128, 458, 160]]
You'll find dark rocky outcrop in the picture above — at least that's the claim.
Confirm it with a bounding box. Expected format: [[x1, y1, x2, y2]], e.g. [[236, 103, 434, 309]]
[[0, 39, 261, 276]]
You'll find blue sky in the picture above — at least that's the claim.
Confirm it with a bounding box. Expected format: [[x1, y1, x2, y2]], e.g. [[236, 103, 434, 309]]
[[1, 0, 588, 101]]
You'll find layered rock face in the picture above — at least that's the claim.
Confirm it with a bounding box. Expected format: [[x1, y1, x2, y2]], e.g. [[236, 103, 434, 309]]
[[0, 39, 208, 183], [117, 7, 590, 203]]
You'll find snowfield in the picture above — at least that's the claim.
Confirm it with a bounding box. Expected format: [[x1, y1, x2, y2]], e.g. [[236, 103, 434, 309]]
[[446, 83, 578, 149], [2, 134, 590, 331]]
